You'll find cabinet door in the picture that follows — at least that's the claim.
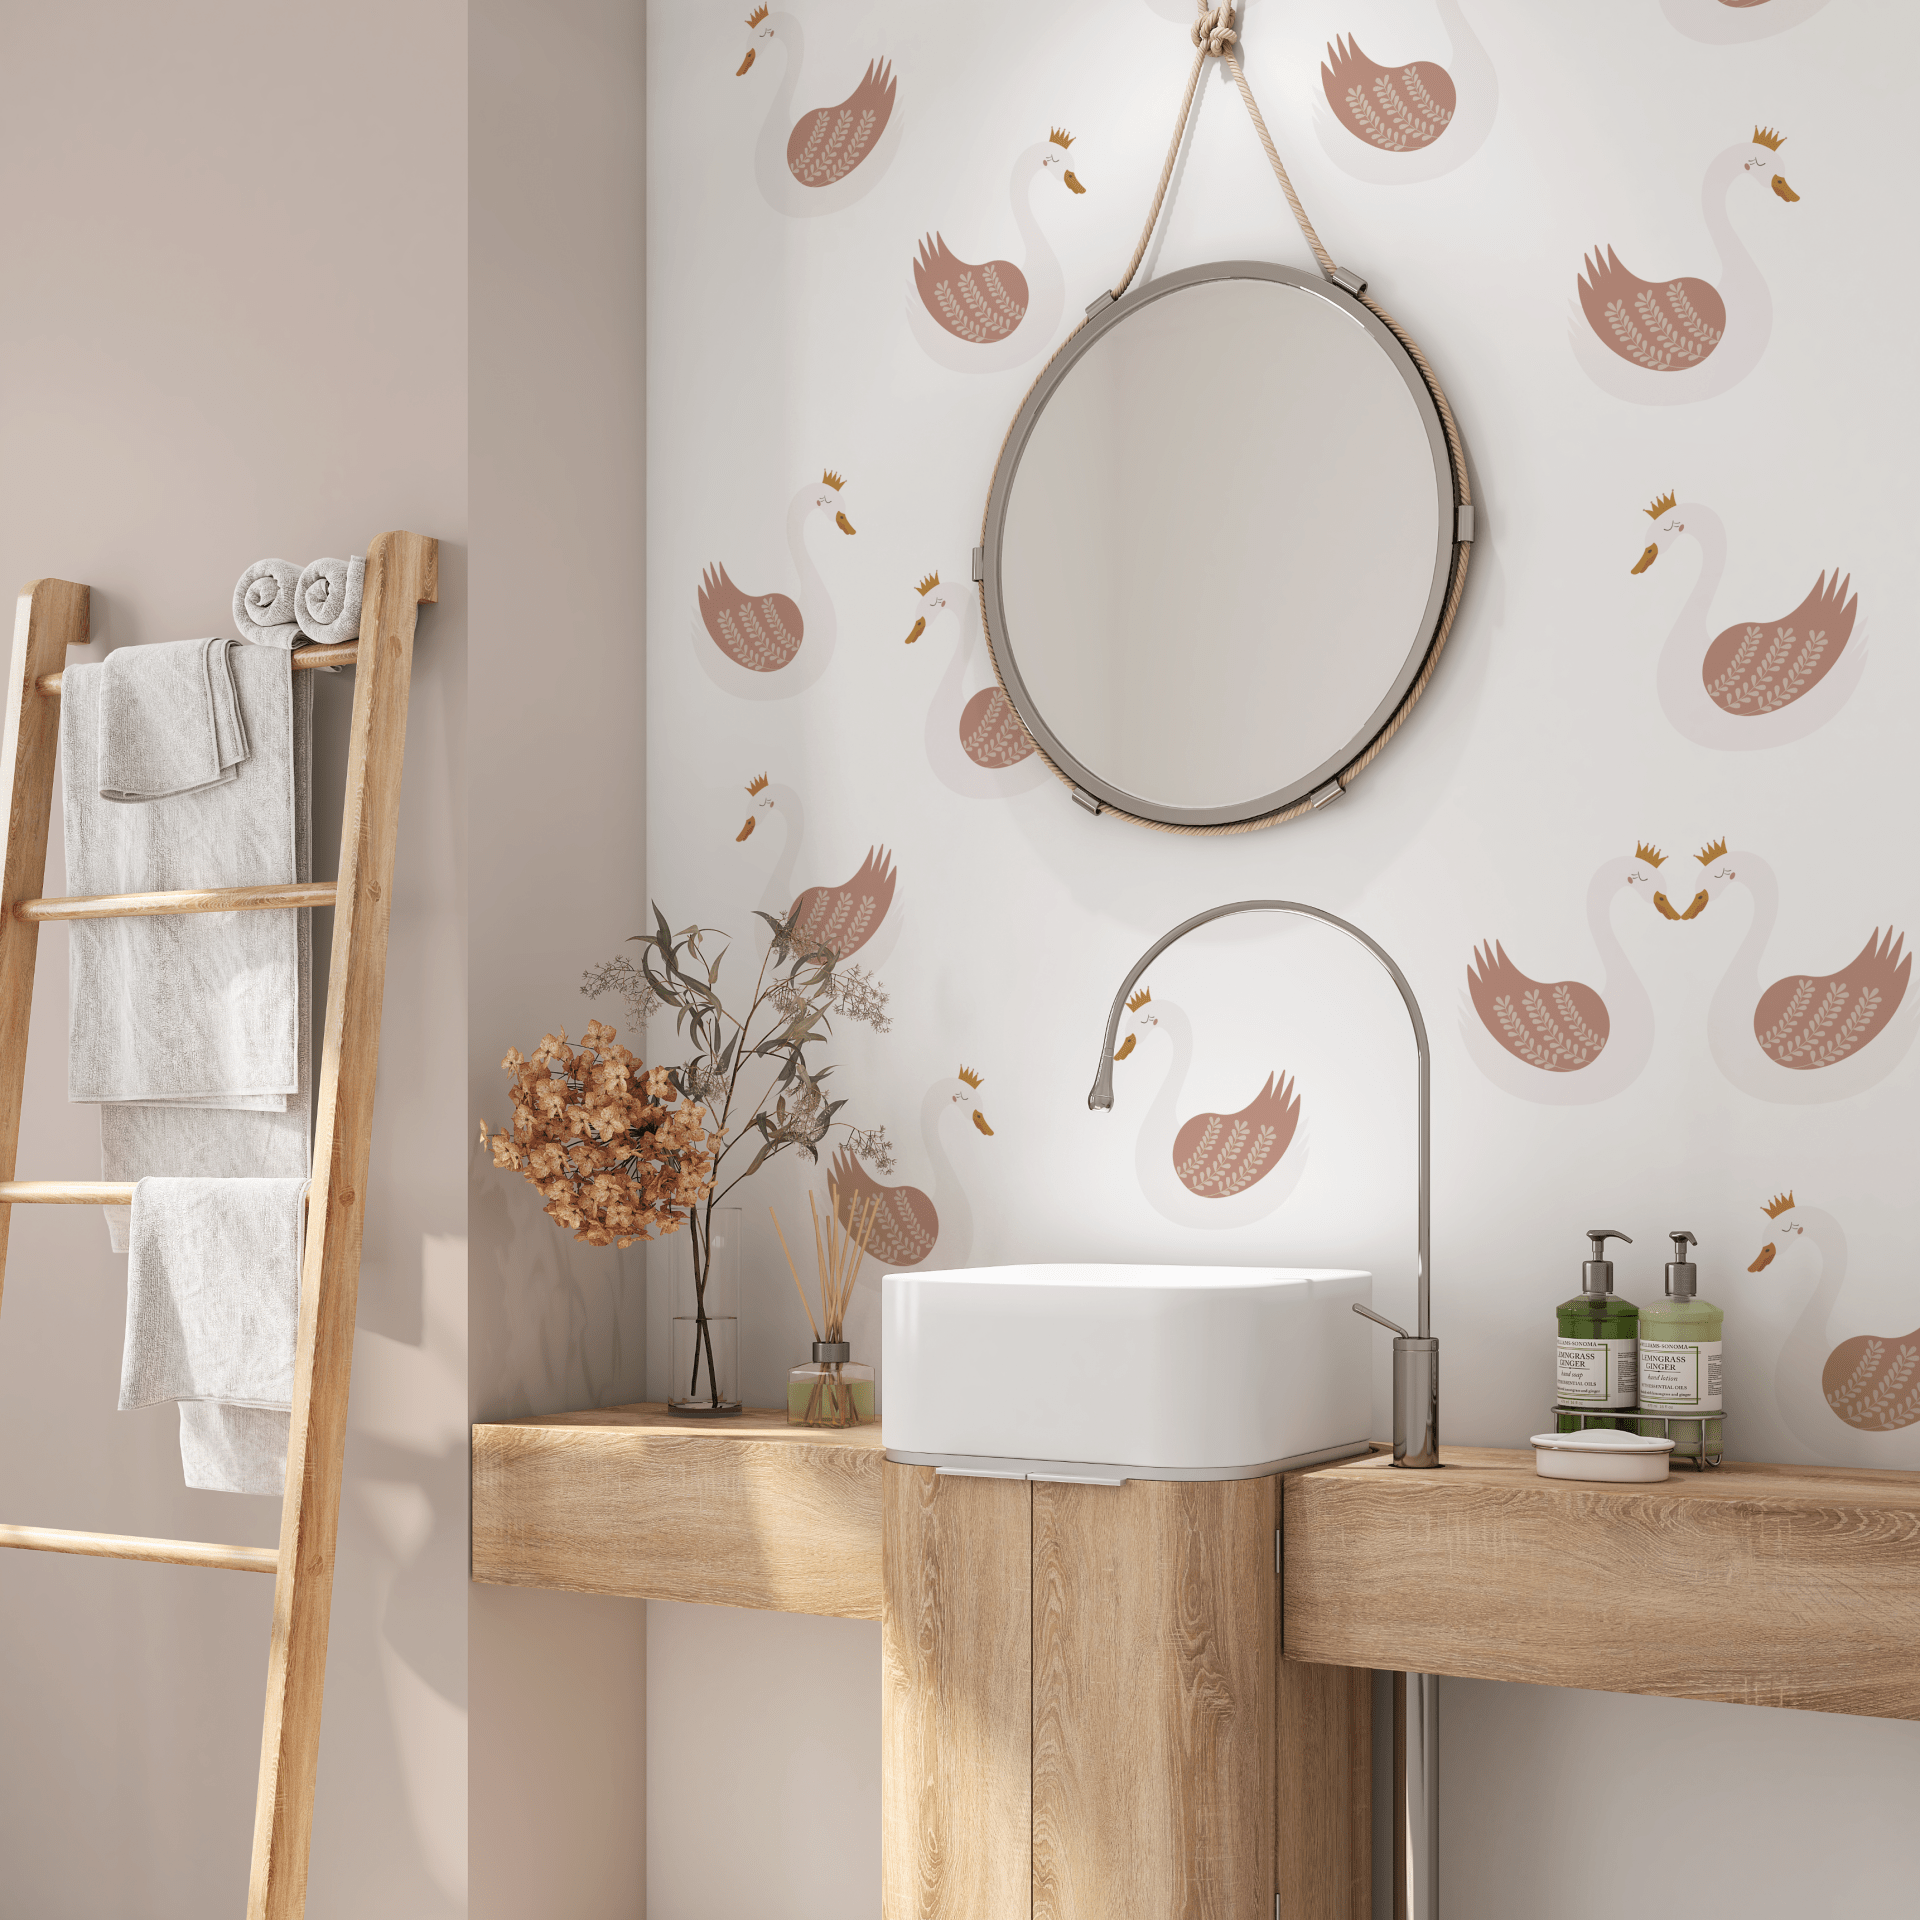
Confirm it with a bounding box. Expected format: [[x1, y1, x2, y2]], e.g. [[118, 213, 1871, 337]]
[[882, 1463, 1032, 1920], [1031, 1476, 1277, 1920]]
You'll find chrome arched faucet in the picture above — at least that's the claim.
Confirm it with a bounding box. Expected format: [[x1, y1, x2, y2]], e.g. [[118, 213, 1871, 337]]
[[1090, 898, 1441, 1920]]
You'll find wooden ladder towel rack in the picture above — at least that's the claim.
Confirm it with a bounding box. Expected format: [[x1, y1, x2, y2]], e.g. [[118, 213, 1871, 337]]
[[0, 530, 438, 1919]]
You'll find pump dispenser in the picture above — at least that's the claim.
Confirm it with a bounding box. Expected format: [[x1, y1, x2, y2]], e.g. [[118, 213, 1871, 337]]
[[1555, 1228, 1638, 1412], [1640, 1229, 1724, 1412]]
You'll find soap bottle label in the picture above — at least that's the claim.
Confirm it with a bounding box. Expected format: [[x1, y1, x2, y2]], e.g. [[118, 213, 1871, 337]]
[[1556, 1337, 1637, 1407], [1639, 1340, 1724, 1410]]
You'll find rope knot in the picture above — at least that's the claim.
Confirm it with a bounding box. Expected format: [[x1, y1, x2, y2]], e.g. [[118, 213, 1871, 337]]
[[1191, 4, 1236, 56]]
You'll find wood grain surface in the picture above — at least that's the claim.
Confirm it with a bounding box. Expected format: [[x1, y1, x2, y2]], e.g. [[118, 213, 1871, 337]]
[[0, 575, 88, 1315], [1276, 1657, 1371, 1920], [15, 878, 337, 921], [249, 530, 437, 1920], [473, 1403, 885, 1617], [1284, 1446, 1920, 1719], [1032, 1476, 1276, 1920], [0, 1522, 278, 1573], [882, 1463, 1031, 1920]]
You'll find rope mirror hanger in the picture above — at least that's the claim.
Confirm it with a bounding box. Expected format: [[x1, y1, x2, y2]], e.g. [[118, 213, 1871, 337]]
[[976, 0, 1475, 837]]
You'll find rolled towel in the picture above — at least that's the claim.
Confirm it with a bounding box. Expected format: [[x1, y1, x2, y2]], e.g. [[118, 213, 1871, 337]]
[[233, 558, 305, 648], [294, 554, 364, 644]]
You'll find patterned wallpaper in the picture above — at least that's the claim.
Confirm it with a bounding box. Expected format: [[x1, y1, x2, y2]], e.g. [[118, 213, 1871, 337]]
[[644, 0, 1917, 1466]]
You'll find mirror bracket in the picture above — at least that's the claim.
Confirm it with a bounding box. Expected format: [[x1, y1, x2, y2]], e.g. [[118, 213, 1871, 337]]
[[1071, 786, 1104, 817], [1455, 503, 1475, 544], [1329, 265, 1368, 297], [1308, 780, 1346, 810], [1084, 290, 1116, 319], [970, 546, 984, 584]]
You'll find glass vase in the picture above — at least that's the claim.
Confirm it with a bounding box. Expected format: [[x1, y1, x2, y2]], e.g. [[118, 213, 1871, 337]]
[[788, 1342, 875, 1428], [669, 1206, 742, 1418]]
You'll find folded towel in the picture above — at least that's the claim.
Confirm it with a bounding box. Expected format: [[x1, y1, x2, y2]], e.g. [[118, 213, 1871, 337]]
[[294, 555, 364, 645], [63, 644, 301, 1108], [119, 1177, 308, 1410], [97, 670, 313, 1251], [233, 559, 305, 648], [98, 637, 249, 804], [120, 1176, 307, 1495], [178, 1402, 290, 1498]]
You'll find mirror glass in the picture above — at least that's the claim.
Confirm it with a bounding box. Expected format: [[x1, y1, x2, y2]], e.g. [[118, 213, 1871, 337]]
[[986, 265, 1458, 828]]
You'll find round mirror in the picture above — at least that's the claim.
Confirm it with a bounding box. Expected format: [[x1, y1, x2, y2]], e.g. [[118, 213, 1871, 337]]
[[982, 262, 1466, 830]]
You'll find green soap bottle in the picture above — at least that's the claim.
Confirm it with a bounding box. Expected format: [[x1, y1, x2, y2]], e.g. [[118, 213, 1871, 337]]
[[1556, 1229, 1639, 1416], [1639, 1230, 1724, 1414]]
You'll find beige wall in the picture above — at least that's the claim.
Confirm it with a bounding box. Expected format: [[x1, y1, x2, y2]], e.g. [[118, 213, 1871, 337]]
[[0, 2, 468, 1913], [467, 0, 649, 1915]]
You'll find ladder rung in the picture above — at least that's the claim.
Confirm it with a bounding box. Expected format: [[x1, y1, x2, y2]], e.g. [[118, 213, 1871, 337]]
[[35, 639, 358, 696], [0, 1181, 135, 1204], [0, 1522, 279, 1573], [14, 880, 336, 923]]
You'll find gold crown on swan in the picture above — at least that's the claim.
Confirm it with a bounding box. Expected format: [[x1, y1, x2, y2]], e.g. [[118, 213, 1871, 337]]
[[957, 1065, 983, 1089], [1049, 127, 1075, 149], [1634, 841, 1666, 868], [1644, 490, 1677, 519], [1752, 126, 1786, 152], [1697, 837, 1729, 865], [1764, 1191, 1796, 1220], [746, 773, 769, 796], [746, 6, 769, 26], [916, 571, 940, 596], [821, 469, 844, 491], [1126, 987, 1152, 1013]]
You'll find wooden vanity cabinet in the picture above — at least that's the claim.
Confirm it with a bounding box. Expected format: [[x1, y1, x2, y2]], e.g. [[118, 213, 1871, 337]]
[[883, 1461, 1358, 1920]]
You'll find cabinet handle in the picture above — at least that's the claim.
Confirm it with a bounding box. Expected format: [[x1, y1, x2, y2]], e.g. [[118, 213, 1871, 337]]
[[932, 1466, 1027, 1480], [1028, 1474, 1127, 1488]]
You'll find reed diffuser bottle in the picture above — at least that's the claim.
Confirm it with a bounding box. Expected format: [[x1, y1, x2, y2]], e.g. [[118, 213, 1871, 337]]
[[773, 1187, 878, 1428]]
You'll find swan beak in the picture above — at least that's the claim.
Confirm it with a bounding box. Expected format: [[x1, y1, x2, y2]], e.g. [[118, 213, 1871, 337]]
[[904, 617, 925, 645], [1630, 543, 1659, 575], [836, 512, 857, 536], [1748, 1242, 1777, 1273], [1112, 1033, 1137, 1062], [1064, 170, 1086, 195], [1680, 888, 1710, 921], [1772, 174, 1799, 203], [735, 816, 756, 842], [735, 48, 755, 76], [972, 1110, 995, 1137], [1653, 892, 1680, 920]]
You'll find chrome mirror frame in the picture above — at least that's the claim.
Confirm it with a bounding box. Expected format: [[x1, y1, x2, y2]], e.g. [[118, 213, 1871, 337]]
[[978, 260, 1469, 832]]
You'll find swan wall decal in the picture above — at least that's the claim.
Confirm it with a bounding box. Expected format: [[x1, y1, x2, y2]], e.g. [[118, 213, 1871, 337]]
[[1110, 986, 1308, 1230], [1683, 841, 1916, 1103], [1629, 491, 1866, 749], [1461, 843, 1672, 1104], [906, 127, 1084, 376], [829, 1067, 992, 1270], [903, 570, 1047, 800], [1572, 128, 1800, 405], [735, 7, 903, 216], [735, 773, 900, 964], [1314, 2, 1498, 184], [1745, 1192, 1920, 1463], [1661, 0, 1833, 46], [694, 469, 856, 700]]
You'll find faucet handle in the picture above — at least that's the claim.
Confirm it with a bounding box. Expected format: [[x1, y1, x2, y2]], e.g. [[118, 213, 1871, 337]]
[[1353, 1302, 1413, 1340]]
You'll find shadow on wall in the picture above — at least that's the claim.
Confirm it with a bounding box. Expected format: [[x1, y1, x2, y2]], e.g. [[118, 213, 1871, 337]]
[[307, 1233, 470, 1914]]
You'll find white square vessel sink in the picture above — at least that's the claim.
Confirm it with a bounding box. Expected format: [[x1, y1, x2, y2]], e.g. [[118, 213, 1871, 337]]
[[881, 1263, 1374, 1481]]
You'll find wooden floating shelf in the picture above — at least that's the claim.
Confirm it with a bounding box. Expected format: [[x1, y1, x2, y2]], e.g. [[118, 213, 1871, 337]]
[[1282, 1446, 1920, 1721], [471, 1403, 885, 1620]]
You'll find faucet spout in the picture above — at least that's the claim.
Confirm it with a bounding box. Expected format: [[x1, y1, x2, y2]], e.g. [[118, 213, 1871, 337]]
[[1089, 897, 1435, 1350]]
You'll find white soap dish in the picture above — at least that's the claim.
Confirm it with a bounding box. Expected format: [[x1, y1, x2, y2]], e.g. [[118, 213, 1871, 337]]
[[1531, 1428, 1674, 1484]]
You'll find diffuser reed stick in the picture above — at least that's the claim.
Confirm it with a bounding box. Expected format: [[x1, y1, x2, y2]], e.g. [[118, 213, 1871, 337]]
[[771, 1185, 880, 1426]]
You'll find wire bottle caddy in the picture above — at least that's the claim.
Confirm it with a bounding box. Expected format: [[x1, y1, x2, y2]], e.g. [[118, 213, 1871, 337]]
[[1551, 1405, 1725, 1468]]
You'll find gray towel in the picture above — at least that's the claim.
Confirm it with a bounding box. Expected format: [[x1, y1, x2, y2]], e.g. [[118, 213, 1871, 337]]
[[232, 559, 305, 648], [98, 636, 249, 804], [98, 667, 313, 1250], [294, 555, 363, 644], [120, 1176, 307, 1495], [63, 645, 302, 1109]]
